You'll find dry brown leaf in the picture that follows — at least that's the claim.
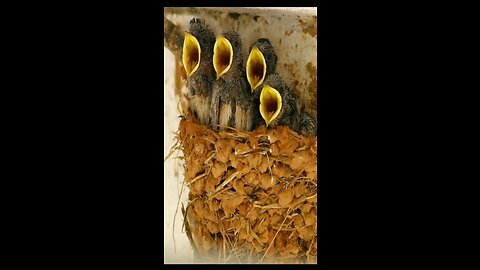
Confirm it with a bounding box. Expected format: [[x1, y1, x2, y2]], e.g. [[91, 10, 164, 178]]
[[202, 207, 216, 222], [206, 198, 221, 212], [185, 162, 203, 182], [238, 162, 252, 177], [193, 141, 206, 157], [257, 155, 270, 173], [304, 157, 317, 172], [234, 143, 252, 155], [206, 220, 220, 234], [304, 209, 316, 226], [259, 173, 275, 190], [243, 171, 257, 185], [289, 150, 311, 172], [275, 231, 287, 251], [232, 178, 246, 195], [246, 153, 262, 168], [271, 163, 292, 178], [204, 177, 216, 193], [259, 229, 269, 243], [280, 139, 298, 156], [270, 143, 280, 156], [307, 195, 317, 204], [245, 207, 259, 220], [300, 204, 313, 214], [190, 178, 205, 195], [211, 162, 227, 179], [292, 214, 304, 228], [307, 170, 317, 180], [222, 195, 244, 216], [230, 217, 241, 231], [268, 214, 282, 226], [278, 189, 294, 207], [294, 183, 307, 198], [215, 139, 231, 163], [229, 151, 241, 168], [297, 225, 316, 241], [244, 185, 254, 196], [238, 201, 253, 216], [266, 128, 279, 143]]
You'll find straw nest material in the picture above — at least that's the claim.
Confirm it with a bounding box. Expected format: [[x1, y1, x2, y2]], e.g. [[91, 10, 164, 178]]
[[175, 114, 317, 264]]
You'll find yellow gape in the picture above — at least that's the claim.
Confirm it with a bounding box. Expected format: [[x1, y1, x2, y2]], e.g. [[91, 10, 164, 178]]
[[259, 85, 282, 127], [246, 47, 267, 92], [213, 35, 233, 79], [182, 32, 201, 78]]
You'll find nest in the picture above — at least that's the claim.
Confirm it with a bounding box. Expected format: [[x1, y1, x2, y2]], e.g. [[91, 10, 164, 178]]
[[175, 115, 317, 264]]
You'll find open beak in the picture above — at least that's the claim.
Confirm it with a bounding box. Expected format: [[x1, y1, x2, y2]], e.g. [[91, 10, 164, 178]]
[[259, 85, 282, 127], [213, 35, 233, 79], [246, 47, 267, 92], [182, 32, 201, 78]]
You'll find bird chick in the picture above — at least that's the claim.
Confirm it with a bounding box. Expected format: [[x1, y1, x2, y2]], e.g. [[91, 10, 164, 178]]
[[182, 18, 215, 125], [259, 73, 316, 136], [259, 73, 296, 129], [210, 31, 254, 131], [246, 38, 278, 131], [290, 111, 317, 137], [246, 38, 278, 93]]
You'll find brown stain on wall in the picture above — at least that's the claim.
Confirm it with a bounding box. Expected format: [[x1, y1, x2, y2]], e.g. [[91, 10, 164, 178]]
[[300, 16, 317, 38], [282, 61, 317, 118], [285, 29, 294, 36], [305, 62, 317, 118], [306, 62, 316, 86]]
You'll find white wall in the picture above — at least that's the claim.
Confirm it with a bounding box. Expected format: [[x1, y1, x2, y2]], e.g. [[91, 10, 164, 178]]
[[163, 47, 193, 263]]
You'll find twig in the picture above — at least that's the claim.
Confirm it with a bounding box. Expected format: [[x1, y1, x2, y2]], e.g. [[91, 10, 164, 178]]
[[164, 16, 184, 61], [258, 207, 292, 263], [213, 171, 239, 193], [203, 152, 216, 165], [187, 172, 207, 186], [164, 139, 180, 162], [181, 203, 199, 256], [172, 174, 187, 253]]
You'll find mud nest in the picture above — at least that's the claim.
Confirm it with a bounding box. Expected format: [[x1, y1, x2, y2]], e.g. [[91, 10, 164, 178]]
[[175, 115, 317, 264]]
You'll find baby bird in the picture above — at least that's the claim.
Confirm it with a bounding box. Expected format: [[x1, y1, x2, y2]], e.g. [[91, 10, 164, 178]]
[[290, 111, 317, 137], [210, 31, 255, 131], [259, 73, 316, 136], [246, 38, 278, 93], [182, 18, 216, 125], [259, 73, 296, 129], [246, 38, 278, 130]]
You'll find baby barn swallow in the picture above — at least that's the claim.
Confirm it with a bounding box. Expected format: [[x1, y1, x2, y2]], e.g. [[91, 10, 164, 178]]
[[182, 18, 216, 125], [210, 31, 254, 131], [246, 38, 278, 93], [259, 73, 296, 129], [234, 70, 257, 131], [291, 111, 316, 136], [259, 73, 316, 136], [246, 38, 278, 130]]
